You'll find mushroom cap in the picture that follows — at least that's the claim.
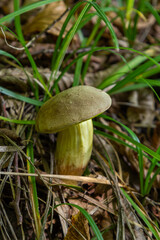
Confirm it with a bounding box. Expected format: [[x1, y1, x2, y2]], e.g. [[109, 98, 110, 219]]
[[35, 86, 111, 133]]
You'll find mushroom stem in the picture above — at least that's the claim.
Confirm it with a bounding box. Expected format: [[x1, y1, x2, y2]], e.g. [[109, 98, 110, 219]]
[[55, 119, 93, 176]]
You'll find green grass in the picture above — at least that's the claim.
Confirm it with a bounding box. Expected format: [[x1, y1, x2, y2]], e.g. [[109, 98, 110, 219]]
[[13, 0, 51, 99], [26, 132, 41, 239], [55, 203, 103, 240]]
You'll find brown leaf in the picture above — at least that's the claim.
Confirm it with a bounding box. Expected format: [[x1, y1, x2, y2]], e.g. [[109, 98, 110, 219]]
[[64, 211, 90, 240], [137, 14, 155, 29], [23, 1, 73, 38], [152, 205, 160, 218], [0, 0, 13, 14], [0, 128, 20, 142], [152, 122, 160, 149], [0, 68, 28, 93], [127, 89, 155, 125]]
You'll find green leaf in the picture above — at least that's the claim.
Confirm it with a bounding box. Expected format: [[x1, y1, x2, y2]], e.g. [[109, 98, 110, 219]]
[[0, 50, 23, 66], [0, 116, 35, 125]]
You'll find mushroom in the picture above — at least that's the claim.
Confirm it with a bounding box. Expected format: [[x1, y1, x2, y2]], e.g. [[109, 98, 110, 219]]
[[35, 86, 111, 177]]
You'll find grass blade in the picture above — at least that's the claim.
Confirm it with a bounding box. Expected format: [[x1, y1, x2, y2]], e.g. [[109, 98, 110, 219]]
[[51, 1, 84, 71], [121, 189, 160, 240], [0, 116, 35, 125], [0, 0, 60, 24], [145, 167, 160, 195], [0, 86, 43, 106], [144, 147, 160, 195], [109, 80, 160, 94], [145, 2, 160, 25], [82, 25, 105, 82], [0, 50, 22, 67], [51, 46, 159, 90], [13, 0, 51, 98], [100, 115, 144, 194], [86, 1, 119, 50], [51, 0, 92, 92], [26, 134, 41, 239], [108, 54, 160, 94], [93, 118, 160, 161], [55, 203, 103, 240], [98, 53, 147, 89], [72, 36, 86, 86]]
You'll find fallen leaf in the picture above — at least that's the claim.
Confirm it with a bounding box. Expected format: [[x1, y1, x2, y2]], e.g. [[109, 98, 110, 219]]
[[64, 211, 90, 240], [23, 1, 74, 39], [0, 0, 13, 14], [0, 128, 20, 142], [0, 69, 28, 93], [127, 89, 155, 125], [152, 122, 160, 149]]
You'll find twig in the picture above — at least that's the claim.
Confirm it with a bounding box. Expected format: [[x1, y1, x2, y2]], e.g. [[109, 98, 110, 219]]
[[0, 171, 126, 186], [10, 153, 23, 225]]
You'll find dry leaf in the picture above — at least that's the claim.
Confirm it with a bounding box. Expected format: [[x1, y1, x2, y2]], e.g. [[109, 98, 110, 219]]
[[68, 199, 96, 217], [0, 68, 28, 93], [127, 89, 155, 125], [64, 211, 90, 240], [23, 1, 73, 38], [0, 0, 13, 14], [137, 14, 155, 29], [0, 128, 20, 142], [152, 122, 160, 149]]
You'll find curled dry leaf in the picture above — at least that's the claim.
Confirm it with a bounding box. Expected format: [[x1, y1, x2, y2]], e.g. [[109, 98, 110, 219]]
[[137, 14, 156, 30], [21, 0, 46, 24], [127, 89, 155, 126], [0, 128, 20, 142], [4, 99, 23, 119], [0, 65, 119, 95], [0, 69, 28, 93], [23, 1, 75, 39]]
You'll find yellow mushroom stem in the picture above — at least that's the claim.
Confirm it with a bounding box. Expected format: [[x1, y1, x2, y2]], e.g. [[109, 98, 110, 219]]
[[54, 119, 93, 176]]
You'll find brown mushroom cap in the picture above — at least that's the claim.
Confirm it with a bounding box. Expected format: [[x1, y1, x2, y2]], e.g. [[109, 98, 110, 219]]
[[35, 86, 111, 133]]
